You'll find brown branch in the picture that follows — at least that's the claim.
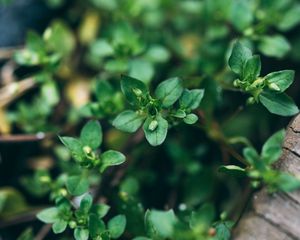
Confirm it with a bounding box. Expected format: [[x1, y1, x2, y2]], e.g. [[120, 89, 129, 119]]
[[0, 78, 37, 108], [0, 132, 52, 143]]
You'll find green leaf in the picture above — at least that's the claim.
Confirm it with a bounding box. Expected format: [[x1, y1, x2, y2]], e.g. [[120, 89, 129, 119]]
[[95, 80, 114, 101], [37, 207, 59, 223], [43, 20, 75, 56], [183, 113, 198, 124], [155, 77, 184, 107], [219, 165, 246, 177], [143, 115, 168, 146], [89, 213, 106, 238], [230, 0, 253, 31], [80, 194, 93, 213], [90, 203, 110, 218], [59, 136, 84, 162], [112, 110, 145, 133], [108, 215, 126, 239], [243, 147, 259, 165], [80, 120, 102, 149], [26, 31, 44, 51], [100, 150, 126, 173], [259, 91, 299, 116], [66, 175, 89, 196], [52, 219, 67, 234], [190, 204, 215, 232], [129, 59, 155, 84], [242, 55, 261, 81], [90, 40, 114, 58], [214, 221, 234, 240], [120, 75, 148, 105], [228, 41, 252, 75], [273, 172, 300, 192], [261, 129, 285, 165], [278, 4, 300, 31], [74, 228, 89, 240], [258, 35, 291, 58], [179, 89, 205, 110], [145, 210, 177, 238], [265, 70, 294, 92]]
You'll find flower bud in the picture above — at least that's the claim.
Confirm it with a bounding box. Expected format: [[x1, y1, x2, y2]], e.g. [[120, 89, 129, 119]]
[[148, 120, 158, 131], [132, 88, 143, 96], [69, 221, 77, 229], [268, 83, 280, 91], [83, 146, 92, 154], [246, 97, 255, 105]]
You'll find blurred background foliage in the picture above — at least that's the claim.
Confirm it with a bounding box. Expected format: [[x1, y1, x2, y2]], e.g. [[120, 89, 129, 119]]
[[1, 0, 300, 239]]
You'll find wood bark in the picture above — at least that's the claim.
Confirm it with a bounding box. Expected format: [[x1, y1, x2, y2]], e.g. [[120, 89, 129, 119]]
[[233, 115, 300, 240]]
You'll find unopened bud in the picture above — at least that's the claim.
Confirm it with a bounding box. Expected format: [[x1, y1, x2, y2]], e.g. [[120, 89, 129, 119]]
[[69, 221, 77, 229], [268, 83, 280, 91], [39, 176, 51, 183], [208, 228, 216, 236], [148, 120, 158, 131], [83, 146, 92, 154], [132, 88, 142, 96], [233, 79, 240, 87], [246, 97, 255, 105], [59, 188, 68, 197]]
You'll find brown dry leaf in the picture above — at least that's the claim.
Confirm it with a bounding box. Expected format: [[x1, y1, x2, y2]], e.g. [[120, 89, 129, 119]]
[[27, 155, 54, 170], [79, 11, 101, 45], [66, 78, 91, 108], [0, 108, 11, 134], [180, 34, 201, 59]]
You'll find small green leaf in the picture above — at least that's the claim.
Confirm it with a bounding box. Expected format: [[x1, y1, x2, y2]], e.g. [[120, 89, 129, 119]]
[[190, 203, 215, 232], [230, 0, 253, 31], [143, 115, 168, 146], [183, 113, 198, 124], [258, 35, 291, 58], [179, 89, 205, 110], [37, 207, 59, 223], [52, 219, 67, 234], [278, 4, 300, 31], [259, 91, 299, 116], [89, 213, 106, 238], [80, 194, 93, 213], [228, 41, 252, 75], [74, 228, 89, 240], [145, 210, 177, 239], [108, 215, 126, 239], [219, 165, 246, 177], [95, 80, 114, 102], [243, 147, 259, 165], [129, 59, 154, 84], [265, 70, 294, 92], [214, 221, 234, 240], [261, 129, 285, 165], [59, 136, 84, 162], [120, 75, 148, 105], [273, 172, 300, 192], [80, 120, 102, 149], [26, 31, 44, 51], [91, 203, 110, 218], [242, 55, 261, 81], [100, 150, 126, 173], [173, 109, 186, 118], [66, 175, 89, 196], [155, 77, 184, 107], [112, 110, 145, 133]]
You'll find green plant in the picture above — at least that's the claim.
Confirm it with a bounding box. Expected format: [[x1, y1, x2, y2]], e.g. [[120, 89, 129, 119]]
[[2, 1, 300, 239], [112, 76, 204, 146]]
